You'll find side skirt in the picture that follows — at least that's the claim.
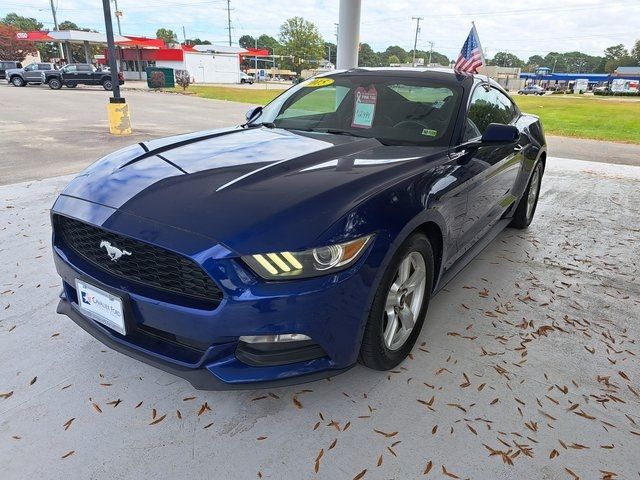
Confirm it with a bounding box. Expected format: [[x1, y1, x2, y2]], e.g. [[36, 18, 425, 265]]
[[434, 218, 511, 294]]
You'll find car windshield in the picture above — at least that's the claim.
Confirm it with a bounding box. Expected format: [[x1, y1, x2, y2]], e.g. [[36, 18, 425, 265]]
[[251, 73, 461, 146]]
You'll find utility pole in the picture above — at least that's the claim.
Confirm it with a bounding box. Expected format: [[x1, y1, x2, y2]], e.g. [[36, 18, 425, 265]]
[[49, 0, 64, 58], [182, 26, 187, 45], [411, 16, 423, 67], [112, 0, 122, 35], [427, 41, 434, 65], [226, 0, 232, 46]]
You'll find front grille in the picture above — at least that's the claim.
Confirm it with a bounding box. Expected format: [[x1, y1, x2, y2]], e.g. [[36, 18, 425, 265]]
[[55, 215, 223, 305]]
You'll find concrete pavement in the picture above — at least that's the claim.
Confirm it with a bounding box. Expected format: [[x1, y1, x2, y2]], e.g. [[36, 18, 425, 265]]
[[1, 158, 639, 479]]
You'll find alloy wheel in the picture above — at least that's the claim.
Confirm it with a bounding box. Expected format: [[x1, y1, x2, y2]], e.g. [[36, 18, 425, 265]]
[[526, 165, 541, 220], [382, 251, 427, 351]]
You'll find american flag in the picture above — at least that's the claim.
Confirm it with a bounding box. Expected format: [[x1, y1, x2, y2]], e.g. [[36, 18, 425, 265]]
[[454, 24, 484, 73]]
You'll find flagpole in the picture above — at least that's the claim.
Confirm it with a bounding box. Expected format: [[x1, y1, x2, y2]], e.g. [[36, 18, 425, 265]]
[[471, 21, 486, 65]]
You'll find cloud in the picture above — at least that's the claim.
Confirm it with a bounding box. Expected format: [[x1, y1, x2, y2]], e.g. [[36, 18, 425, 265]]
[[2, 0, 639, 60]]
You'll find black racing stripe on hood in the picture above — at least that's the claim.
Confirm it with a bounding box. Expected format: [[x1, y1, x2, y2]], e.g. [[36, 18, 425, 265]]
[[118, 127, 244, 170]]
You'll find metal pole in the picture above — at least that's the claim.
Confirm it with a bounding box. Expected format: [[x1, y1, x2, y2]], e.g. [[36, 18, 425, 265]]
[[182, 26, 187, 45], [254, 37, 258, 81], [49, 0, 64, 58], [411, 17, 423, 67], [101, 0, 121, 99], [112, 0, 122, 35], [336, 0, 361, 69], [428, 41, 434, 65]]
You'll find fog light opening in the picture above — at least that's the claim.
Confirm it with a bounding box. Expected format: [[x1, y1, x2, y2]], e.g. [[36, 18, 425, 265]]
[[239, 334, 311, 344]]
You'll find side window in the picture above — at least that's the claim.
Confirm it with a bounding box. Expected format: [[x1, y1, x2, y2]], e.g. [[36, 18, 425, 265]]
[[77, 65, 91, 72], [37, 64, 49, 70], [465, 86, 516, 140], [64, 65, 77, 73], [24, 64, 37, 72]]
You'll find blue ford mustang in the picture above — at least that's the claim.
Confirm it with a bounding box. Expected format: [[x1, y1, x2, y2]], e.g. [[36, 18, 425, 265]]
[[51, 68, 546, 389]]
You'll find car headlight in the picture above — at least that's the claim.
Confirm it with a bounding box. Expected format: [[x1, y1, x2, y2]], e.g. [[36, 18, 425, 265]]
[[242, 235, 374, 280]]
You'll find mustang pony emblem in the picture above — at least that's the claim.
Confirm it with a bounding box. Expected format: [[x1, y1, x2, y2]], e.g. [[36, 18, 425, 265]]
[[100, 240, 131, 262]]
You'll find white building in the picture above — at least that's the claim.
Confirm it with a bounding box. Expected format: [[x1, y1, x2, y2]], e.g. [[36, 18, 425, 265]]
[[155, 45, 246, 84]]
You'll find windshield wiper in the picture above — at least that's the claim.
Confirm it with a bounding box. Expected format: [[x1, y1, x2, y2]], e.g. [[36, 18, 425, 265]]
[[243, 121, 276, 129], [311, 128, 369, 138]]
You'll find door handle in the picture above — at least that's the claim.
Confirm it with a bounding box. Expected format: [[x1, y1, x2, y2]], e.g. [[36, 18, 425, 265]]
[[513, 144, 524, 152]]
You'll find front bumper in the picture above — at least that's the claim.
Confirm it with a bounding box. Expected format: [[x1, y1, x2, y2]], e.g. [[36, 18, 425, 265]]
[[51, 198, 386, 390]]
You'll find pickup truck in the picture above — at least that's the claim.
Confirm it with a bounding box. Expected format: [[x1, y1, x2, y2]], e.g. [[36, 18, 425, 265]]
[[5, 62, 55, 86], [42, 63, 125, 90], [1, 60, 23, 80]]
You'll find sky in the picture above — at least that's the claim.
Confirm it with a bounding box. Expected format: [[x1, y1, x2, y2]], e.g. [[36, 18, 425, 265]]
[[2, 0, 639, 61]]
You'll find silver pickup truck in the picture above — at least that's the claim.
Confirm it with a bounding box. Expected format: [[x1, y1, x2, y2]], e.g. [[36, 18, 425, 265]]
[[5, 62, 56, 86]]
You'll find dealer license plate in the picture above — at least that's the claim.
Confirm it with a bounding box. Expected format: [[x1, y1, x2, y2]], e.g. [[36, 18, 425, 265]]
[[75, 280, 126, 335]]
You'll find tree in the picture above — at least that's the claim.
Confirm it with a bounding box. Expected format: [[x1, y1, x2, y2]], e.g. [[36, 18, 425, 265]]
[[488, 52, 523, 68], [358, 42, 380, 67], [0, 23, 36, 61], [632, 39, 640, 65], [185, 38, 211, 45], [278, 17, 324, 74], [604, 44, 628, 60], [324, 42, 336, 65], [1, 12, 59, 61], [156, 28, 178, 46], [428, 51, 449, 67], [238, 35, 255, 49], [257, 34, 280, 54], [388, 54, 400, 65], [524, 55, 545, 72], [1, 12, 43, 31], [382, 46, 409, 64]]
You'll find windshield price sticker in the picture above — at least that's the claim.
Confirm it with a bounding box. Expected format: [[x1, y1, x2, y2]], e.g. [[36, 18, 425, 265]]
[[352, 86, 378, 129], [307, 78, 334, 87]]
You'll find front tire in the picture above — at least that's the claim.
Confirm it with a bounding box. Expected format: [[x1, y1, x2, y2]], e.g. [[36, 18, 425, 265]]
[[11, 76, 24, 87], [102, 79, 113, 91], [48, 78, 62, 90], [509, 161, 544, 229], [359, 234, 433, 370]]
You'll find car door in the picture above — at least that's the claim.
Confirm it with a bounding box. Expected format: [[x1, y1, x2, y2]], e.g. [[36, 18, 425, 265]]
[[455, 84, 523, 255], [76, 64, 94, 83], [23, 63, 40, 82], [61, 64, 77, 83]]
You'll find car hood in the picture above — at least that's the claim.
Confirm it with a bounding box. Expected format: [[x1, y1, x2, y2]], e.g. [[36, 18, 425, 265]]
[[61, 127, 447, 253]]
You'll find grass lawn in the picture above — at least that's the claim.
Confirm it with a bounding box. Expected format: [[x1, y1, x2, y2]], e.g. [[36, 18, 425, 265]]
[[170, 85, 281, 105], [514, 95, 640, 144], [174, 85, 640, 144]]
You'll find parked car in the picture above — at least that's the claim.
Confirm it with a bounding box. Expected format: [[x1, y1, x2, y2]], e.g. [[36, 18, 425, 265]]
[[0, 60, 23, 80], [240, 71, 254, 84], [517, 84, 545, 95], [6, 62, 55, 86], [42, 63, 124, 90], [51, 68, 546, 390]]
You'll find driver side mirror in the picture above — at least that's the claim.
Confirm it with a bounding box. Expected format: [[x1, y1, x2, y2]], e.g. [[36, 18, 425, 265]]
[[480, 123, 519, 144], [245, 106, 263, 122]]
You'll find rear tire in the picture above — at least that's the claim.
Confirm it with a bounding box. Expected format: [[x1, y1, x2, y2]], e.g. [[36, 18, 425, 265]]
[[11, 76, 24, 87], [102, 79, 113, 91], [48, 78, 62, 90], [359, 234, 433, 371], [509, 161, 544, 229], [65, 82, 77, 88]]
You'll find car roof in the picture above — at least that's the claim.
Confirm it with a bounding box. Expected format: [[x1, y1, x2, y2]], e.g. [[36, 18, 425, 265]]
[[318, 67, 501, 89]]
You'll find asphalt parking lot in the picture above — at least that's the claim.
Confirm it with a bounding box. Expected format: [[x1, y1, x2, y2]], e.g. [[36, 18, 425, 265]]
[[1, 83, 639, 479]]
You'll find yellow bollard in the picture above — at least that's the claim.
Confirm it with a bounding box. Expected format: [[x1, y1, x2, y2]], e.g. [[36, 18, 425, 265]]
[[107, 98, 132, 135]]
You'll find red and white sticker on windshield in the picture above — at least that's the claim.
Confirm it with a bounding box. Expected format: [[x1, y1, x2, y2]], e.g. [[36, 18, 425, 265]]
[[351, 86, 378, 129]]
